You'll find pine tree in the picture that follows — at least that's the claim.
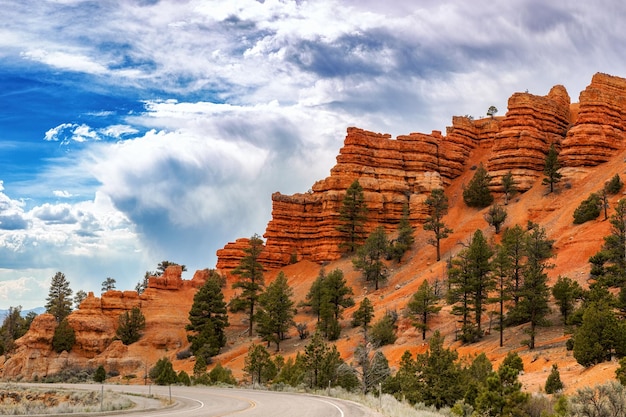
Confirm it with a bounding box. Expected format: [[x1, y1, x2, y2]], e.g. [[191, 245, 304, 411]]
[[415, 331, 464, 409], [448, 230, 494, 342], [407, 280, 441, 340], [318, 268, 354, 340], [501, 171, 517, 205], [390, 203, 414, 262], [423, 188, 453, 261], [517, 223, 553, 349], [150, 357, 177, 385], [244, 343, 275, 385], [370, 310, 397, 347], [101, 277, 116, 293], [573, 301, 621, 367], [463, 163, 494, 208], [552, 275, 583, 324], [501, 225, 527, 310], [52, 318, 75, 353], [591, 199, 626, 287], [475, 361, 529, 416], [302, 269, 325, 323], [484, 203, 507, 234], [573, 193, 602, 224], [542, 143, 562, 193], [352, 297, 374, 341], [605, 173, 624, 195], [352, 226, 389, 290], [337, 179, 368, 253], [230, 234, 265, 336], [545, 364, 564, 394], [116, 306, 146, 345], [187, 271, 229, 360], [256, 272, 295, 351], [73, 290, 87, 310], [94, 365, 106, 383], [45, 271, 73, 323], [492, 244, 511, 347]]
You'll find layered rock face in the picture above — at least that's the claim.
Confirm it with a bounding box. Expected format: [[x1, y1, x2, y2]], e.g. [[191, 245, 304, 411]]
[[561, 73, 626, 166], [1, 266, 202, 380], [217, 73, 626, 271], [487, 85, 571, 191]]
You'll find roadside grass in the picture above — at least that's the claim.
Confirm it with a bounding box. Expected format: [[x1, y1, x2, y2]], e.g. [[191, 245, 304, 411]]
[[0, 384, 133, 415]]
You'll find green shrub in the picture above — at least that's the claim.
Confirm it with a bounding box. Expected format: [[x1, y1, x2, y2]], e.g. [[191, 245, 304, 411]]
[[462, 163, 493, 208], [370, 311, 397, 347], [605, 173, 624, 195], [545, 364, 564, 394], [209, 362, 237, 385], [177, 370, 191, 386], [116, 307, 146, 345], [52, 319, 75, 353], [94, 365, 106, 383], [573, 193, 601, 224]]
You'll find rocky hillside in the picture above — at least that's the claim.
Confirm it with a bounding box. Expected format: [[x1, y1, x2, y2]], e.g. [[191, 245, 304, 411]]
[[3, 72, 626, 394]]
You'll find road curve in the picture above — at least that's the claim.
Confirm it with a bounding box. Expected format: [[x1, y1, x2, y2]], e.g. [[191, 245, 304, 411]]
[[35, 384, 384, 417]]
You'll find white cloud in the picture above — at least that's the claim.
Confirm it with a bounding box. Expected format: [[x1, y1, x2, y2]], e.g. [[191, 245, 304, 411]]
[[53, 190, 73, 198], [21, 49, 108, 74]]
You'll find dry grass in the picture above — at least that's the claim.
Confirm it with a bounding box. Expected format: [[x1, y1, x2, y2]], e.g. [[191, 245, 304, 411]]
[[0, 384, 133, 415]]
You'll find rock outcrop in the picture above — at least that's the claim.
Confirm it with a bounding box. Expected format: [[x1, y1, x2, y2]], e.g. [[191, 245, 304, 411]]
[[487, 85, 571, 191], [217, 73, 626, 271], [1, 266, 197, 380], [561, 72, 626, 166]]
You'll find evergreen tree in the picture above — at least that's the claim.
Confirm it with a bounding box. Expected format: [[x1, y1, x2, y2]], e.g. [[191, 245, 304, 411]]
[[256, 272, 295, 351], [501, 171, 517, 205], [501, 225, 527, 311], [463, 163, 494, 208], [370, 310, 398, 347], [135, 273, 150, 295], [415, 331, 464, 408], [407, 280, 441, 340], [492, 243, 511, 347], [423, 188, 452, 261], [542, 143, 562, 193], [354, 344, 390, 394], [302, 269, 325, 323], [516, 223, 553, 349], [337, 179, 368, 252], [187, 271, 229, 360], [389, 202, 414, 262], [591, 199, 626, 287], [0, 306, 35, 354], [208, 362, 237, 385], [573, 193, 602, 224], [230, 234, 265, 337], [501, 351, 524, 375], [101, 277, 116, 293], [545, 364, 564, 394], [573, 301, 622, 367], [116, 306, 146, 345], [73, 290, 87, 309], [552, 275, 583, 324], [303, 332, 337, 388], [475, 361, 529, 417], [150, 357, 177, 385], [605, 173, 624, 195], [94, 365, 106, 383], [157, 260, 187, 274], [318, 268, 354, 340], [383, 350, 421, 404], [244, 343, 275, 385], [448, 230, 494, 342], [484, 203, 507, 234], [352, 226, 389, 290], [45, 271, 73, 323], [352, 297, 374, 341], [52, 318, 75, 353], [462, 352, 493, 406]]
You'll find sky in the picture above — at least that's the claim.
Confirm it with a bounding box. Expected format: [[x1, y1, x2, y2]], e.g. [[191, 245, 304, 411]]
[[1, 0, 625, 309]]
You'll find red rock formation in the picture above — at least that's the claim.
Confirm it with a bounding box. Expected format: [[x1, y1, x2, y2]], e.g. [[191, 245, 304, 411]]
[[1, 266, 195, 380], [487, 85, 571, 191], [561, 73, 626, 166]]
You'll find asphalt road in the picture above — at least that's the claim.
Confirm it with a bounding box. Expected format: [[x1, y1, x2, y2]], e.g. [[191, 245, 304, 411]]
[[30, 384, 384, 417]]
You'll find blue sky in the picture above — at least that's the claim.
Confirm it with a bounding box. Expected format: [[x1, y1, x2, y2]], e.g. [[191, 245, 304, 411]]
[[1, 0, 625, 309]]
